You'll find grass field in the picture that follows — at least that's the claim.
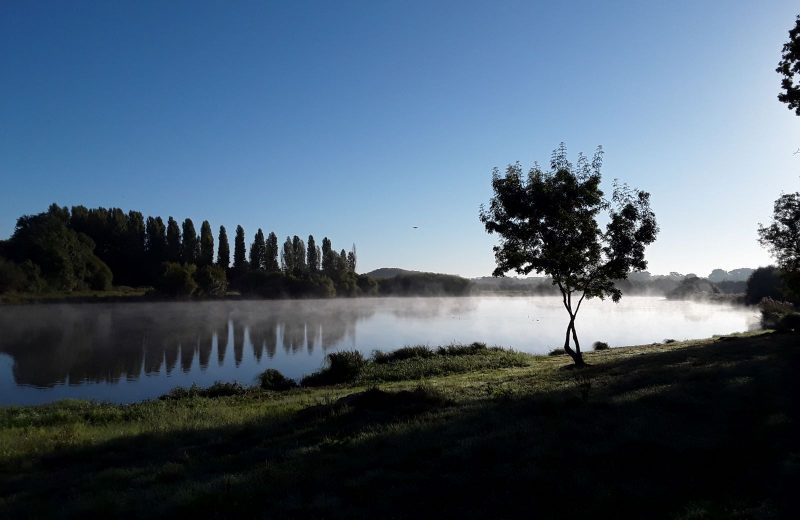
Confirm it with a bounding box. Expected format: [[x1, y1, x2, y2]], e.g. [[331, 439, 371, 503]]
[[1, 331, 798, 518]]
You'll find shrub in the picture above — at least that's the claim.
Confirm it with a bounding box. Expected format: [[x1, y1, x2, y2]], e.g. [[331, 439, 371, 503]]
[[760, 297, 795, 329], [257, 369, 297, 391], [161, 381, 249, 399], [436, 342, 489, 356], [301, 351, 366, 387], [777, 312, 800, 332], [663, 339, 677, 344], [372, 346, 435, 364], [84, 254, 112, 290], [592, 341, 610, 351], [155, 262, 197, 297], [194, 264, 228, 296], [548, 348, 566, 356]]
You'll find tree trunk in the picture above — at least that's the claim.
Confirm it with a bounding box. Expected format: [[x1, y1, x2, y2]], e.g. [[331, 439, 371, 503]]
[[570, 319, 584, 366], [563, 316, 584, 366]]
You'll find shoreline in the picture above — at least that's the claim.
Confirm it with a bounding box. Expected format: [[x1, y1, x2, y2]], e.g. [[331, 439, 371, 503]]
[[1, 329, 794, 517]]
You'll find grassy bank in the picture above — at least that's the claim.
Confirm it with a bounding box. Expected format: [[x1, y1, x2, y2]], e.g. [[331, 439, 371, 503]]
[[1, 332, 798, 518]]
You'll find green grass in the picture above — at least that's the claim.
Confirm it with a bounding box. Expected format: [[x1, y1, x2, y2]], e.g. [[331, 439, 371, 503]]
[[1, 330, 798, 518]]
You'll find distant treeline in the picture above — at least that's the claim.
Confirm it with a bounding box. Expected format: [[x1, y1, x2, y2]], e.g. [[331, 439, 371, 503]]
[[0, 205, 779, 303], [471, 271, 753, 300], [0, 204, 375, 298]]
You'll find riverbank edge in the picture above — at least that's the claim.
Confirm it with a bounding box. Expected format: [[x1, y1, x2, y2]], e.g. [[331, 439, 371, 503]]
[[1, 329, 794, 518]]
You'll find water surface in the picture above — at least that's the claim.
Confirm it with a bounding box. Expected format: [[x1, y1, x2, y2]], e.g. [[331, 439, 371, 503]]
[[0, 296, 758, 405]]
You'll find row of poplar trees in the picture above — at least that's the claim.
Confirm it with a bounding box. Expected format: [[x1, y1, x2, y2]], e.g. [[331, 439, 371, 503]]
[[36, 205, 357, 289]]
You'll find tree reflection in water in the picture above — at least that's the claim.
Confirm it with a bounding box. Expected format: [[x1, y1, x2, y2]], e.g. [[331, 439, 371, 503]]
[[0, 301, 373, 388]]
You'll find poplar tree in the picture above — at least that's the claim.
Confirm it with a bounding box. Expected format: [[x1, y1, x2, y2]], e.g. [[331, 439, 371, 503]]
[[216, 225, 230, 268], [321, 237, 334, 275], [292, 235, 307, 275], [233, 225, 247, 270], [281, 236, 294, 274], [347, 244, 357, 273], [145, 216, 167, 264], [199, 220, 214, 266], [266, 232, 280, 272], [250, 229, 266, 270], [181, 219, 199, 264], [166, 217, 181, 262], [307, 235, 318, 272]]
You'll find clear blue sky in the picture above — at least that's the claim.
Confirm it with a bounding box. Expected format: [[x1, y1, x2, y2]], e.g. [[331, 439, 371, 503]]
[[2, 1, 799, 277]]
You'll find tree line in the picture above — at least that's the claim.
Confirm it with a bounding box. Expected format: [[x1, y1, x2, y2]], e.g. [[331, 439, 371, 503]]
[[0, 204, 375, 298]]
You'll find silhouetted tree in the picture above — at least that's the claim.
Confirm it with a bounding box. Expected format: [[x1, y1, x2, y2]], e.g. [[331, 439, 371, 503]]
[[6, 211, 112, 291], [281, 236, 294, 274], [347, 244, 357, 273], [759, 192, 800, 297], [216, 225, 230, 268], [166, 217, 181, 263], [250, 229, 266, 270], [480, 144, 658, 366], [181, 219, 199, 264], [145, 216, 167, 279], [307, 235, 318, 272], [321, 237, 334, 275], [777, 15, 800, 115], [233, 225, 247, 270], [759, 193, 800, 270], [745, 266, 787, 305], [292, 235, 307, 276], [199, 220, 214, 266], [266, 232, 279, 272]]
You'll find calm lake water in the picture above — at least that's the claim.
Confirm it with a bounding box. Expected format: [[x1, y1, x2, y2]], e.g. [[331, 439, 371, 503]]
[[0, 296, 759, 406]]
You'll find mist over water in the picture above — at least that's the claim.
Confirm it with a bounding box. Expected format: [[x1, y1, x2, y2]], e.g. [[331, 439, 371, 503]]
[[0, 296, 758, 405]]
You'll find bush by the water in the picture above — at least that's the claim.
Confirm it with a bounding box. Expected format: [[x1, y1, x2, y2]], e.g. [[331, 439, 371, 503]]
[[759, 297, 796, 330], [301, 351, 366, 387], [160, 381, 251, 399], [258, 369, 297, 391], [372, 345, 435, 364], [436, 342, 492, 356], [592, 341, 610, 351], [362, 343, 530, 383]]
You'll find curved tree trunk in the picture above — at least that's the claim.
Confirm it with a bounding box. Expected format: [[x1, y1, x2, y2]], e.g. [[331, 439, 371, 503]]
[[562, 316, 585, 366]]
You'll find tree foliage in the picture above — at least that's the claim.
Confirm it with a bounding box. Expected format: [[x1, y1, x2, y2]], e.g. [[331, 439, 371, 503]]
[[265, 232, 279, 272], [777, 15, 800, 115], [250, 229, 266, 270], [181, 219, 199, 264], [745, 266, 788, 305], [195, 264, 228, 296], [199, 220, 214, 266], [0, 204, 369, 299], [216, 225, 230, 268], [759, 193, 800, 271], [307, 235, 318, 272], [5, 210, 112, 291], [758, 192, 800, 299], [166, 217, 181, 263], [233, 225, 247, 271], [480, 144, 658, 365]]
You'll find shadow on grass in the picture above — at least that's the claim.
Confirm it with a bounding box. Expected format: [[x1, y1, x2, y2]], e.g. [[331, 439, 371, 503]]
[[2, 334, 799, 519]]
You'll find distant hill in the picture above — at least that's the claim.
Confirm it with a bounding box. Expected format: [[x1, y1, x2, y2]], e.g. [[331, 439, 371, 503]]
[[365, 268, 422, 280], [366, 268, 470, 296], [707, 268, 755, 283]]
